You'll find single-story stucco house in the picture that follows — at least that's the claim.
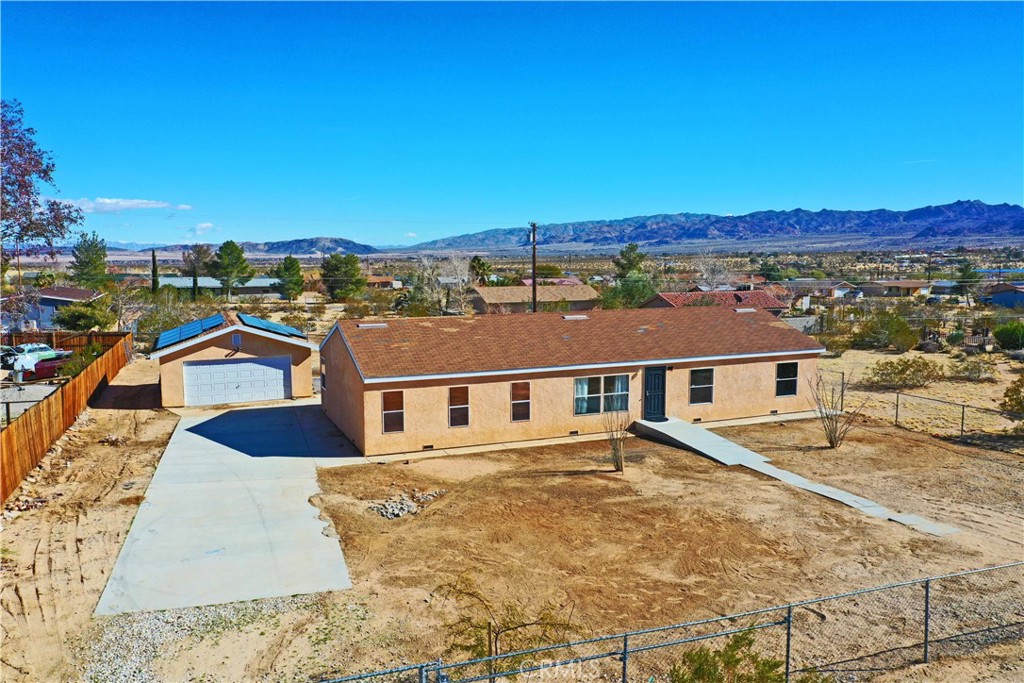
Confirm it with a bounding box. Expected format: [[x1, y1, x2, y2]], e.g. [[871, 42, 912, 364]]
[[857, 280, 932, 298], [150, 312, 316, 407], [641, 291, 788, 316], [319, 307, 826, 456], [470, 284, 600, 314], [0, 286, 104, 331], [988, 283, 1024, 309]]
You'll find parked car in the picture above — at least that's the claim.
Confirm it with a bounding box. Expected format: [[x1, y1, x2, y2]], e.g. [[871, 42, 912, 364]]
[[1, 343, 73, 370]]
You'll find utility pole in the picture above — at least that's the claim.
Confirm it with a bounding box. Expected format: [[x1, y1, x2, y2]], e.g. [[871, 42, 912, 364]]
[[529, 222, 538, 313]]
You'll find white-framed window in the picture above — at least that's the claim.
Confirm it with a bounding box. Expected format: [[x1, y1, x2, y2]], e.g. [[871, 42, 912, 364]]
[[382, 391, 404, 433], [574, 374, 629, 415], [689, 368, 714, 405], [449, 386, 470, 428], [776, 362, 799, 397], [511, 381, 531, 422]]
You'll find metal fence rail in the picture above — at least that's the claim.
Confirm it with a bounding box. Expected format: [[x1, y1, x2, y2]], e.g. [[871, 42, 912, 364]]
[[320, 562, 1024, 683], [893, 392, 1024, 455]]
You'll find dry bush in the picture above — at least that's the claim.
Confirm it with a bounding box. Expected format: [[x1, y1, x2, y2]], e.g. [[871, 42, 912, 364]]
[[947, 356, 998, 383], [809, 374, 864, 449], [603, 409, 631, 472], [865, 356, 945, 390]]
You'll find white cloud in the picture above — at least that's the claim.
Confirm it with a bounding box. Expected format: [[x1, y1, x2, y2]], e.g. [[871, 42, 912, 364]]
[[405, 232, 418, 238], [185, 222, 215, 238], [67, 197, 193, 214]]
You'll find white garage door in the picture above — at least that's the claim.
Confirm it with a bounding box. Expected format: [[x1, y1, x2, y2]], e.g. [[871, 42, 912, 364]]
[[183, 356, 292, 406]]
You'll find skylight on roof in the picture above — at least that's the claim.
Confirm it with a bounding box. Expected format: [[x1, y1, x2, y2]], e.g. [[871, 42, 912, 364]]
[[734, 308, 757, 313], [562, 315, 589, 320], [356, 322, 388, 329]]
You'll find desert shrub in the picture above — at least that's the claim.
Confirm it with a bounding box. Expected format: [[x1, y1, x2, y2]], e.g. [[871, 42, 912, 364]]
[[58, 343, 104, 378], [309, 301, 327, 319], [852, 310, 918, 353], [819, 335, 852, 357], [865, 356, 945, 390], [668, 630, 833, 683], [280, 311, 308, 331], [946, 330, 965, 346], [235, 295, 266, 315], [993, 321, 1024, 350], [1001, 376, 1024, 418], [947, 357, 998, 383]]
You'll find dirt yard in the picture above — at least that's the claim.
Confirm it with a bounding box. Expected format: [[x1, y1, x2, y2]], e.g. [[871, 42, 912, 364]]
[[2, 361, 1021, 681], [0, 359, 180, 681]]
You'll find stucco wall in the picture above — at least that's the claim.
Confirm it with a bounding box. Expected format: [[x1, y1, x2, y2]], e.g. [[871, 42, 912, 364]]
[[321, 353, 820, 456], [158, 330, 312, 407], [319, 332, 366, 453]]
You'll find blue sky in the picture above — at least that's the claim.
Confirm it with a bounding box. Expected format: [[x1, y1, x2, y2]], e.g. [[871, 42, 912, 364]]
[[3, 1, 1022, 246]]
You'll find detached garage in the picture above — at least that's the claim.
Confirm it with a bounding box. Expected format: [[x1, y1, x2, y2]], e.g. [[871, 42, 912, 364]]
[[151, 312, 317, 408]]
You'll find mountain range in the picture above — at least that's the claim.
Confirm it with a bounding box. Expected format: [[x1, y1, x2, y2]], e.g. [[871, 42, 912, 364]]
[[408, 200, 1024, 253]]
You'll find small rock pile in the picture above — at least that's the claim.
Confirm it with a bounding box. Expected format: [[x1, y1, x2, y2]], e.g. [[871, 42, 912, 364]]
[[100, 433, 125, 447], [369, 488, 447, 519]]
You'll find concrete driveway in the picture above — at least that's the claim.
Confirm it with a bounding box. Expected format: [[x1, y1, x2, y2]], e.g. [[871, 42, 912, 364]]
[[96, 399, 359, 615]]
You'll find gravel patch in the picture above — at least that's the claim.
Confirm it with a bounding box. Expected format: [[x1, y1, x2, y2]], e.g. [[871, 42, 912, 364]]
[[80, 595, 318, 683]]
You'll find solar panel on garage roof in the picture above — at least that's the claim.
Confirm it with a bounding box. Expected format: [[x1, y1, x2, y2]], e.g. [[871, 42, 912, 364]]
[[237, 313, 307, 339], [153, 313, 225, 351]]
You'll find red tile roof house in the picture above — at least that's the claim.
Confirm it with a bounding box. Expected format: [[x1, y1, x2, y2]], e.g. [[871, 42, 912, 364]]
[[641, 291, 789, 316], [319, 307, 825, 457]]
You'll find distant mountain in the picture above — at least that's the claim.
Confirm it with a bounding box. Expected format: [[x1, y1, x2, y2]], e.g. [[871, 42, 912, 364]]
[[409, 200, 1024, 253], [152, 236, 378, 256]]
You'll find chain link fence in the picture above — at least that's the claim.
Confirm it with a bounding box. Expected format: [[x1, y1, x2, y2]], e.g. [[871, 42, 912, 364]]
[[893, 392, 1024, 456], [320, 562, 1023, 683]]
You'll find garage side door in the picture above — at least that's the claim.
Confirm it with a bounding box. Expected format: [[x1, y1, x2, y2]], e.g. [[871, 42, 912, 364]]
[[183, 356, 292, 406]]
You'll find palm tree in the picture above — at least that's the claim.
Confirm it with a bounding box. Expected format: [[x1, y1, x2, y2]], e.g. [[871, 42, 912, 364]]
[[469, 255, 493, 285]]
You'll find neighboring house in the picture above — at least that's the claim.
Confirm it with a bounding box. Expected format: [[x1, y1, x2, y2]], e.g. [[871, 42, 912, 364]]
[[928, 280, 959, 296], [319, 307, 825, 456], [641, 291, 788, 317], [366, 275, 403, 289], [150, 311, 317, 407], [988, 283, 1024, 309], [156, 276, 283, 298], [470, 285, 600, 314], [0, 287, 104, 330], [520, 277, 586, 287], [857, 280, 932, 297]]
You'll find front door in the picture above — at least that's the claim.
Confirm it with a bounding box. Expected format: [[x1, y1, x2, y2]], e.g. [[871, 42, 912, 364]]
[[643, 366, 667, 421]]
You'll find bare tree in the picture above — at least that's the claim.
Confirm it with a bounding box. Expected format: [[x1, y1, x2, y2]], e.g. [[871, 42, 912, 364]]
[[106, 280, 149, 331], [414, 255, 472, 315], [694, 247, 732, 292], [809, 373, 865, 448], [603, 409, 632, 472]]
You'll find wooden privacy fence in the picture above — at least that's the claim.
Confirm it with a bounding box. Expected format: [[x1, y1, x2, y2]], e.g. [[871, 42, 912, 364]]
[[1, 333, 133, 502], [2, 330, 130, 356]]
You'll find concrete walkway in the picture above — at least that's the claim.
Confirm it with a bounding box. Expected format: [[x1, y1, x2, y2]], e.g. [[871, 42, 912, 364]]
[[96, 399, 354, 615], [635, 417, 959, 537]]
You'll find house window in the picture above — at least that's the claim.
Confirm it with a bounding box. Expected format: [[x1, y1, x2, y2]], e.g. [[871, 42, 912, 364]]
[[689, 368, 714, 405], [776, 362, 799, 397], [382, 391, 404, 433], [231, 333, 242, 349], [449, 386, 470, 427], [574, 374, 629, 415], [511, 382, 530, 422]]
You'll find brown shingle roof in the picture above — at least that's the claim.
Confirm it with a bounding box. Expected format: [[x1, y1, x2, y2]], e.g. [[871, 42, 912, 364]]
[[648, 291, 788, 311], [472, 284, 600, 305], [37, 286, 103, 302], [336, 307, 824, 380]]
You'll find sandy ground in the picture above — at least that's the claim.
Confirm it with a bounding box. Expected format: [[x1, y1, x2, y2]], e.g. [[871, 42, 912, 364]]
[[0, 359, 179, 681], [2, 359, 1021, 681], [820, 349, 1024, 448], [1, 382, 61, 424]]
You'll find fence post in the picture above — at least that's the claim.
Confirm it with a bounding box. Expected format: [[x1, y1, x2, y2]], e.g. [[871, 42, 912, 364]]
[[923, 580, 932, 663], [895, 392, 901, 427], [4, 402, 10, 427], [960, 405, 966, 438], [621, 633, 629, 683], [785, 605, 793, 682], [840, 371, 845, 412]]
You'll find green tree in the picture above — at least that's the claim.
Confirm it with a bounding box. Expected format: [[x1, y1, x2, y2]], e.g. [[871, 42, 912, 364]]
[[1001, 375, 1024, 421], [993, 321, 1024, 350], [612, 243, 646, 279], [469, 255, 492, 284], [601, 272, 656, 309], [852, 310, 918, 353], [534, 263, 564, 278], [51, 300, 116, 331], [320, 252, 366, 301], [809, 269, 828, 280], [271, 255, 305, 302], [758, 259, 783, 281], [181, 243, 214, 301], [69, 231, 110, 289], [150, 249, 160, 293], [956, 260, 979, 306], [212, 240, 254, 299]]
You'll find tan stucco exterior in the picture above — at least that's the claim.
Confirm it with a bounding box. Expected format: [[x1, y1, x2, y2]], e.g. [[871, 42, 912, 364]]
[[319, 340, 820, 456], [158, 329, 313, 407]]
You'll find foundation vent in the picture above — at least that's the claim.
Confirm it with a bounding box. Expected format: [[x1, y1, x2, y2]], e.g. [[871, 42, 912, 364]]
[[569, 430, 579, 436], [692, 418, 702, 423], [770, 409, 778, 415], [422, 445, 434, 450]]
